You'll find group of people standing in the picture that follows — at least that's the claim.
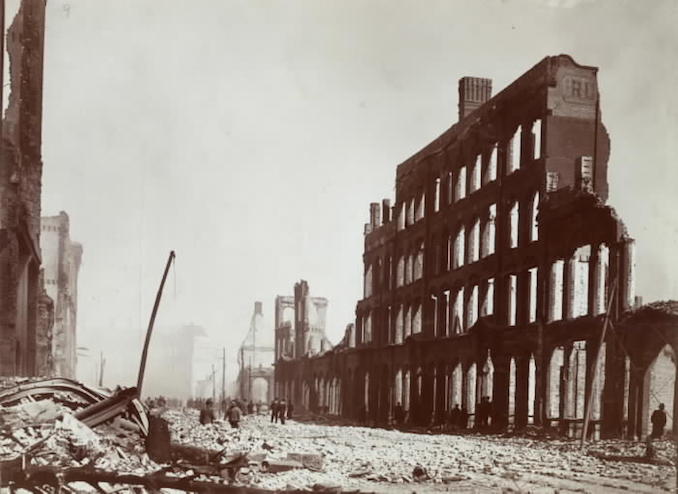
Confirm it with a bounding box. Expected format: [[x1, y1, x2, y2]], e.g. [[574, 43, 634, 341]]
[[270, 397, 292, 424], [199, 398, 243, 428]]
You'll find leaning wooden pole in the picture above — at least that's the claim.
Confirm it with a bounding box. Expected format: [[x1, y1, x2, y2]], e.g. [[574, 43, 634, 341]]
[[136, 250, 176, 397], [580, 275, 618, 449]]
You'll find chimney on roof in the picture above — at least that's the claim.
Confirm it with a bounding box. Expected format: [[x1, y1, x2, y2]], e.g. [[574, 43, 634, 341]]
[[254, 301, 263, 315], [369, 203, 381, 230], [382, 199, 391, 224], [458, 77, 492, 121]]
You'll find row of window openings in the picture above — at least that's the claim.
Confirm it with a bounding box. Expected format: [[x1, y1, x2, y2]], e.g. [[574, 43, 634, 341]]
[[362, 244, 612, 345], [364, 194, 539, 297], [397, 120, 542, 231]]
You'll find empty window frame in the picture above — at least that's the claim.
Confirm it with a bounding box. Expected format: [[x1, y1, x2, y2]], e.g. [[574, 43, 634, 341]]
[[484, 144, 497, 184], [434, 178, 441, 213], [528, 267, 538, 323], [482, 204, 497, 257], [530, 192, 539, 242], [467, 285, 479, 328], [455, 166, 467, 201], [453, 226, 466, 269], [470, 155, 481, 193], [532, 119, 542, 160], [509, 201, 519, 248], [364, 264, 373, 298], [469, 218, 480, 263], [508, 126, 521, 174], [508, 274, 518, 326], [549, 260, 564, 322], [481, 278, 495, 316]]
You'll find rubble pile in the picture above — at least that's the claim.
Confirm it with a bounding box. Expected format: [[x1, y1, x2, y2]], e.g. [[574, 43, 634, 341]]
[[163, 412, 677, 492]]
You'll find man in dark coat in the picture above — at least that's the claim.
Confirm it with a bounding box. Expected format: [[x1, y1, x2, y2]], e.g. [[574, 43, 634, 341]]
[[651, 403, 667, 439], [287, 401, 294, 419], [271, 398, 279, 423], [279, 399, 287, 424]]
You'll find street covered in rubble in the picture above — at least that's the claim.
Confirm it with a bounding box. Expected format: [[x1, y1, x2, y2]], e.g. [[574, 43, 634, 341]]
[[1, 377, 676, 493]]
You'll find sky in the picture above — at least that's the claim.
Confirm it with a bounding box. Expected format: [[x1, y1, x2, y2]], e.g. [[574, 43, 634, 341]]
[[7, 0, 677, 393]]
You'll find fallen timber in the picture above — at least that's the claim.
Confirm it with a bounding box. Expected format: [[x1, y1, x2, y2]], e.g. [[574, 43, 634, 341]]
[[4, 465, 372, 494]]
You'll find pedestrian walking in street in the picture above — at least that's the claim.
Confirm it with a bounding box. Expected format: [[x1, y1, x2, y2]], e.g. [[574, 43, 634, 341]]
[[271, 398, 279, 423], [199, 398, 216, 425], [279, 399, 287, 424], [650, 403, 667, 439], [287, 401, 294, 420], [227, 401, 242, 428]]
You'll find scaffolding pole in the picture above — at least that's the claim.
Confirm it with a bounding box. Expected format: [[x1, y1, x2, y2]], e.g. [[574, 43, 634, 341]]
[[581, 275, 618, 448]]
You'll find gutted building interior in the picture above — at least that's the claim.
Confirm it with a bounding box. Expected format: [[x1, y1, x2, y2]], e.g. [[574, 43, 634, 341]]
[[274, 55, 677, 438]]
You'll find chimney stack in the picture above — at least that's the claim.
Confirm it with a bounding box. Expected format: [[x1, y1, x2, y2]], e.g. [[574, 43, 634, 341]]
[[369, 203, 381, 229], [458, 77, 492, 121], [382, 199, 391, 224], [254, 301, 263, 315]]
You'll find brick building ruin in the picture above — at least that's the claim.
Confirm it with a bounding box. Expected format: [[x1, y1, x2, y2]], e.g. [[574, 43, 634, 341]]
[[41, 212, 83, 378], [274, 280, 333, 407], [274, 55, 678, 438], [0, 0, 49, 376]]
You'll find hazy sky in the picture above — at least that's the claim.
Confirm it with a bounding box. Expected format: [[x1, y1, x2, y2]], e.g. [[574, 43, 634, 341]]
[[26, 0, 678, 390]]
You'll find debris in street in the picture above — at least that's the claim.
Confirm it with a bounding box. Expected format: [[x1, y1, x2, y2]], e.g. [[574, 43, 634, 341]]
[[2, 388, 676, 493]]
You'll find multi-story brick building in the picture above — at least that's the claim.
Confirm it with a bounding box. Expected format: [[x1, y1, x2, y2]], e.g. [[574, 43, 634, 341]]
[[0, 0, 49, 376], [41, 212, 83, 378], [275, 55, 678, 438]]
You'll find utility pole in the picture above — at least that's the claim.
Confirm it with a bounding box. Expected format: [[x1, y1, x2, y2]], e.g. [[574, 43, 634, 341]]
[[98, 351, 105, 387], [581, 276, 618, 448], [211, 364, 216, 402], [221, 347, 226, 405]]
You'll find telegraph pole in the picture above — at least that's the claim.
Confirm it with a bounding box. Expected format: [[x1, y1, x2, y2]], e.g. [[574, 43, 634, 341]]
[[211, 364, 216, 402], [221, 347, 226, 404]]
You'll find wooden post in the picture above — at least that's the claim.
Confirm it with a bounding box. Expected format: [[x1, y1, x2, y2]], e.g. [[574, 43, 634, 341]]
[[581, 276, 617, 448], [136, 251, 175, 397]]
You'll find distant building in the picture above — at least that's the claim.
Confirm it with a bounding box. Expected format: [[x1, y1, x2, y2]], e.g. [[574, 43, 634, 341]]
[[144, 324, 206, 401], [41, 212, 82, 378], [237, 302, 274, 404]]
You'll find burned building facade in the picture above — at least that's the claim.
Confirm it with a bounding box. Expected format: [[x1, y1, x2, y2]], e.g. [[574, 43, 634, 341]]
[[274, 280, 332, 407], [0, 0, 48, 376], [41, 212, 83, 378], [275, 55, 678, 438]]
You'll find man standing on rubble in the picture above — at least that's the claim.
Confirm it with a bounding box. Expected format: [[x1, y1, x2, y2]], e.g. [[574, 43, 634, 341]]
[[228, 401, 242, 428], [199, 398, 217, 425], [287, 400, 294, 420], [650, 403, 667, 439]]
